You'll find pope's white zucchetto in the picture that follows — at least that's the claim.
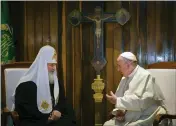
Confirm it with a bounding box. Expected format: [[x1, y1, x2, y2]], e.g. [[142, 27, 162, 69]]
[[120, 52, 137, 61]]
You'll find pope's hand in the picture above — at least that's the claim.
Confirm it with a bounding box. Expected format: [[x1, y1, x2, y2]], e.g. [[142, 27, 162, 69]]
[[106, 91, 117, 104], [115, 110, 126, 122]]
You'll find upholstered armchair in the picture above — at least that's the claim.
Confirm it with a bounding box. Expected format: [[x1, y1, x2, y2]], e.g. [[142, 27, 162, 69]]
[[1, 62, 76, 126], [147, 62, 176, 126], [1, 62, 31, 126]]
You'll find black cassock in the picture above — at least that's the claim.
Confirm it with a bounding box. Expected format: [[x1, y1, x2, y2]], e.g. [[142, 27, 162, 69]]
[[15, 81, 76, 126]]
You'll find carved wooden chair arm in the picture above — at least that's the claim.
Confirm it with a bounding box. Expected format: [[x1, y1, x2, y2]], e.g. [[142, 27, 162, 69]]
[[1, 107, 11, 126], [11, 111, 20, 126], [2, 107, 20, 126], [2, 107, 11, 117], [153, 114, 176, 126]]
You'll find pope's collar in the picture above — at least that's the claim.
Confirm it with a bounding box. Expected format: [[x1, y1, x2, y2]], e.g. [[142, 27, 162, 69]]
[[128, 65, 139, 78]]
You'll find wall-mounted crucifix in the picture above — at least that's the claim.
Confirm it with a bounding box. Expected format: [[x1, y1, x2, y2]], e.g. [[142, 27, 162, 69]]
[[68, 6, 130, 75]]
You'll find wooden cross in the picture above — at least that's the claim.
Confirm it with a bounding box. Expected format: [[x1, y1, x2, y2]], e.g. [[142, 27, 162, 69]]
[[69, 6, 130, 75]]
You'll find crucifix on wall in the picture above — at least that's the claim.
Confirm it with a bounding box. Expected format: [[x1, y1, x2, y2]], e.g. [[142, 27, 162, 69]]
[[68, 6, 130, 75], [84, 7, 114, 49]]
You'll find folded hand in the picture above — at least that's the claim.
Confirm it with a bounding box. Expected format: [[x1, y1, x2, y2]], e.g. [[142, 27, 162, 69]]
[[115, 110, 126, 122], [48, 110, 61, 121]]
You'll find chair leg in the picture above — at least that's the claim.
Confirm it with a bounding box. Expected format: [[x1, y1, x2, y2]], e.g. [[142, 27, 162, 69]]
[[153, 119, 159, 126], [168, 119, 173, 126]]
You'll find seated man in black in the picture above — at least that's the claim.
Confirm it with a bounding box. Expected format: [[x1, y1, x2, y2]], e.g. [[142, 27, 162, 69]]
[[12, 45, 76, 126]]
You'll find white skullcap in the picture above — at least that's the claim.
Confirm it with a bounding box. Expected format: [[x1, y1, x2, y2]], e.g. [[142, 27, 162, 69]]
[[120, 52, 137, 61]]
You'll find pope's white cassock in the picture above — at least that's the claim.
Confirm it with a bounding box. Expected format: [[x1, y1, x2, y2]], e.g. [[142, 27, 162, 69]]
[[104, 65, 166, 126]]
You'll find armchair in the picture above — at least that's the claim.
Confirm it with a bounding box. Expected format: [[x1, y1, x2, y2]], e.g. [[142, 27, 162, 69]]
[[147, 62, 176, 126], [1, 62, 31, 126]]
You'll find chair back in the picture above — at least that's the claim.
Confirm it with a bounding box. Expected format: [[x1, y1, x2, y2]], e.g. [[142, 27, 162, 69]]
[[5, 68, 29, 110], [1, 62, 31, 109], [147, 62, 176, 125]]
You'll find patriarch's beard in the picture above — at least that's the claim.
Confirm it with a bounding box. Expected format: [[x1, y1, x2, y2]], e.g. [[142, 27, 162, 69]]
[[48, 71, 54, 84]]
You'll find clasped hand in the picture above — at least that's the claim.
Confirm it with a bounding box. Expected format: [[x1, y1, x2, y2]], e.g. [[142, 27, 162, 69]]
[[48, 110, 61, 121], [106, 91, 126, 122], [115, 110, 126, 122], [106, 91, 117, 104]]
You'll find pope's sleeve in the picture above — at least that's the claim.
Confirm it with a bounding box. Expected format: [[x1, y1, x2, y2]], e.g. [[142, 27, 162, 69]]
[[115, 76, 157, 111]]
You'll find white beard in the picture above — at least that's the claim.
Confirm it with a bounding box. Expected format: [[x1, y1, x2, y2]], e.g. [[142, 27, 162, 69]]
[[48, 72, 54, 84]]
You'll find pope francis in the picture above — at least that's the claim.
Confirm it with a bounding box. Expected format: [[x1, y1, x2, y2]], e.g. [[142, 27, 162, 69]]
[[103, 52, 166, 126]]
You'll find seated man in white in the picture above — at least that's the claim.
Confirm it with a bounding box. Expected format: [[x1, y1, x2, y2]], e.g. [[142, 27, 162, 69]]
[[103, 52, 166, 126]]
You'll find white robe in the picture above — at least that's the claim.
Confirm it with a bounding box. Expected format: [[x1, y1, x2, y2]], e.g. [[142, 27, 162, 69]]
[[104, 65, 166, 126]]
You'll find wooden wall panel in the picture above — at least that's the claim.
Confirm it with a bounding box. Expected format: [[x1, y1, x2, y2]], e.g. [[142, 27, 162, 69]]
[[167, 1, 175, 61], [61, 1, 67, 93], [155, 2, 162, 62], [23, 1, 58, 61], [64, 1, 73, 105], [62, 2, 83, 126], [42, 2, 50, 46], [147, 2, 156, 64], [61, 9, 81, 124], [122, 1, 130, 52], [34, 2, 42, 55], [82, 23, 95, 126], [113, 23, 123, 88], [137, 1, 147, 67], [105, 23, 114, 117], [8, 1, 24, 61], [104, 1, 123, 120], [73, 26, 82, 126], [25, 2, 35, 61], [9, 1, 176, 126], [81, 3, 101, 126], [174, 3, 176, 60], [161, 2, 169, 62], [73, 1, 175, 125], [129, 1, 138, 53], [50, 2, 58, 52]]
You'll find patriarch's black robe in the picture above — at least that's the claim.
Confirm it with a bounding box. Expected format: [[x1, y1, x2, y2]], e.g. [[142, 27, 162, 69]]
[[15, 81, 76, 126]]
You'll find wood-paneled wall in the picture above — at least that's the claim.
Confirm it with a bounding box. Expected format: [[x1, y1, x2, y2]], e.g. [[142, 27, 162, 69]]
[[17, 1, 59, 61], [61, 1, 176, 126], [9, 1, 176, 126], [61, 1, 84, 126]]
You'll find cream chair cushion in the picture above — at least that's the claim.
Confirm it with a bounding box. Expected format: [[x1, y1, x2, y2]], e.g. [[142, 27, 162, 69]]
[[4, 68, 28, 110], [147, 69, 176, 125]]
